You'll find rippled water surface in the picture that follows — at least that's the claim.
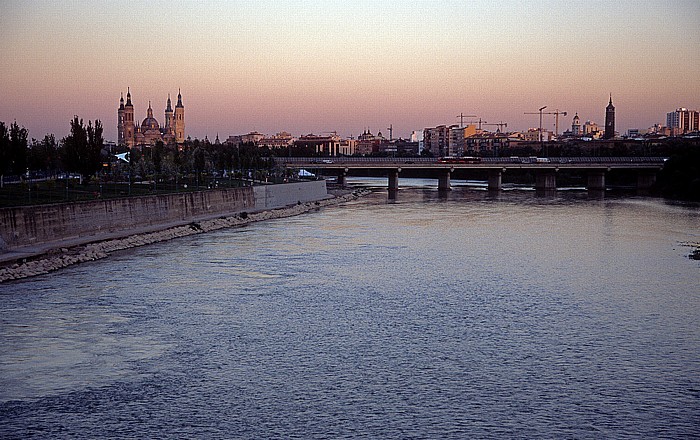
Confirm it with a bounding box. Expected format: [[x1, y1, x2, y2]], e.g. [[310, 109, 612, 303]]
[[2, 184, 700, 439]]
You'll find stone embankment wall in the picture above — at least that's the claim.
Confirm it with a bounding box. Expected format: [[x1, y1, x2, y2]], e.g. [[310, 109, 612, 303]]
[[0, 180, 328, 254], [253, 180, 329, 211], [0, 188, 368, 282]]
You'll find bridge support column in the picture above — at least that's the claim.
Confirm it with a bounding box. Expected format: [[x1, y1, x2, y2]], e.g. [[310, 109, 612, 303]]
[[637, 170, 657, 190], [587, 170, 606, 191], [438, 170, 451, 191], [388, 170, 399, 191], [535, 170, 557, 191], [488, 170, 502, 191], [336, 171, 347, 186]]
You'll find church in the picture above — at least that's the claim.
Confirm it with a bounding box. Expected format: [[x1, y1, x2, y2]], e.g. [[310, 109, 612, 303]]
[[117, 88, 185, 148]]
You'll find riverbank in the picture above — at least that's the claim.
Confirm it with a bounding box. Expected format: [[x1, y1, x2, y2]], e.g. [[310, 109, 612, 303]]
[[0, 188, 370, 283]]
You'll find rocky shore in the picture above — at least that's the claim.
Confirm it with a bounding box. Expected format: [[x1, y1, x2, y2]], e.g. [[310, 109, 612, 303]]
[[683, 242, 700, 260], [0, 188, 371, 283]]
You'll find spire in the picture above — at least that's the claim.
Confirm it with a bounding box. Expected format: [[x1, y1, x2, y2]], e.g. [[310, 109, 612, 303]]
[[126, 87, 132, 106], [176, 88, 183, 108], [147, 101, 153, 118], [119, 92, 124, 109], [166, 93, 172, 112], [606, 93, 615, 110]]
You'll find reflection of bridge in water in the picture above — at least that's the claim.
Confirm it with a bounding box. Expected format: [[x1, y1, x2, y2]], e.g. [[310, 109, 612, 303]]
[[278, 157, 667, 191]]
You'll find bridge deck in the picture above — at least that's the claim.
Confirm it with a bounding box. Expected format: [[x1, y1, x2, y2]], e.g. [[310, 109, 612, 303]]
[[278, 157, 666, 170]]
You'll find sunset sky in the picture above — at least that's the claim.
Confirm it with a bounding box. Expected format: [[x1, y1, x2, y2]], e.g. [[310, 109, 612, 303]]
[[1, 0, 698, 142]]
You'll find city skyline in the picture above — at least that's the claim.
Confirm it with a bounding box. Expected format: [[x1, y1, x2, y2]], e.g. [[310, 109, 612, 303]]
[[1, 0, 698, 142]]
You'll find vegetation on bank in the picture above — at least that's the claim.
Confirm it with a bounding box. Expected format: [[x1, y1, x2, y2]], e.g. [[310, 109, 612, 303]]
[[0, 118, 287, 207], [657, 147, 700, 201]]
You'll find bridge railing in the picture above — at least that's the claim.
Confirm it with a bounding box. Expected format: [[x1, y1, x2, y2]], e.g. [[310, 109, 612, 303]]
[[274, 156, 667, 165]]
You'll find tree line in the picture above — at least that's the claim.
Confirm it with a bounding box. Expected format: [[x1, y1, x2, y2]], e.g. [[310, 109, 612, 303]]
[[0, 118, 278, 185], [1, 117, 104, 183]]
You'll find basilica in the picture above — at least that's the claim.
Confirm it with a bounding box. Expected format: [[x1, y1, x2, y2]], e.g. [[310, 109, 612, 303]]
[[117, 88, 185, 148]]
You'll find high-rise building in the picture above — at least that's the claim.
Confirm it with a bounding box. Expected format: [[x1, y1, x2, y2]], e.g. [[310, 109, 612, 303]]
[[666, 108, 699, 135], [604, 94, 615, 139], [423, 125, 449, 157]]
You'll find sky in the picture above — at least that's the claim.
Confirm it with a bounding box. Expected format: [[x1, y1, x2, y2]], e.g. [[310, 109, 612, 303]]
[[1, 0, 698, 142]]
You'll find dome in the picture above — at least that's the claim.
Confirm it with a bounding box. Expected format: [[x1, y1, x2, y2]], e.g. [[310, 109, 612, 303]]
[[141, 116, 159, 131], [141, 101, 160, 131]]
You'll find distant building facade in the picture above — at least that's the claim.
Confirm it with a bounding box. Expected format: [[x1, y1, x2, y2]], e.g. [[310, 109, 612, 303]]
[[583, 120, 602, 139], [423, 125, 449, 156], [259, 132, 295, 149], [667, 108, 699, 135], [523, 128, 553, 142], [356, 129, 384, 155], [117, 88, 185, 148], [294, 133, 342, 156], [464, 133, 510, 155]]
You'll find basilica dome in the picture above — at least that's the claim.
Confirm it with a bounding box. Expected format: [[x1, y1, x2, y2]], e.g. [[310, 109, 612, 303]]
[[141, 116, 159, 131], [141, 101, 160, 132]]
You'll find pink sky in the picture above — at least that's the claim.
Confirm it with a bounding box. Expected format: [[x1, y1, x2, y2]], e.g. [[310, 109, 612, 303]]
[[1, 1, 698, 142]]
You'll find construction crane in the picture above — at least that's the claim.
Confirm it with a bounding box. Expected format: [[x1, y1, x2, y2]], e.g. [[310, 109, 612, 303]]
[[483, 121, 508, 133], [468, 117, 488, 130], [524, 108, 568, 137], [456, 113, 477, 128]]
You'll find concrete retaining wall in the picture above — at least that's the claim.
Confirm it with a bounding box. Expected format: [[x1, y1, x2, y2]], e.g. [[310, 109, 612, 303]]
[[0, 180, 328, 253], [253, 179, 329, 211]]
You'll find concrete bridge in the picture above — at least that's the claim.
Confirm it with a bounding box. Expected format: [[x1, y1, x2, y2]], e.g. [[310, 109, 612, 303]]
[[277, 157, 666, 191]]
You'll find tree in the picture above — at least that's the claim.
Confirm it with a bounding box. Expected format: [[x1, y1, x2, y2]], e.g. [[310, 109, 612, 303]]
[[152, 140, 165, 176], [10, 122, 28, 175], [0, 121, 29, 176], [62, 117, 104, 182], [28, 134, 59, 174], [0, 122, 9, 177]]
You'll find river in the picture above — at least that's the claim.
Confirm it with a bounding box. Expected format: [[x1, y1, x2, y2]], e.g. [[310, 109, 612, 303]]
[[1, 180, 699, 439]]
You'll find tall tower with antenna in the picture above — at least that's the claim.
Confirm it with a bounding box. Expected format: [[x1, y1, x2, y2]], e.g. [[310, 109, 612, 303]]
[[604, 94, 615, 139]]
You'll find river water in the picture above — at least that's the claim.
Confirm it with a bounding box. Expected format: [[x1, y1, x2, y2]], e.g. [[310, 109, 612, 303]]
[[1, 180, 699, 439]]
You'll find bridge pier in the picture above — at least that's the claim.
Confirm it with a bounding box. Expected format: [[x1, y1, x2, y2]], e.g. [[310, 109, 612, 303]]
[[587, 170, 606, 191], [637, 170, 657, 190], [488, 170, 502, 191], [388, 170, 400, 191], [438, 170, 451, 191], [535, 170, 557, 191], [336, 170, 347, 186]]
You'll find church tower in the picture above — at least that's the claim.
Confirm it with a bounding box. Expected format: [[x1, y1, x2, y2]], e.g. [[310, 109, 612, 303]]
[[123, 88, 135, 148], [174, 89, 185, 144], [164, 94, 174, 135], [604, 94, 615, 139], [117, 92, 125, 145], [571, 112, 581, 136]]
